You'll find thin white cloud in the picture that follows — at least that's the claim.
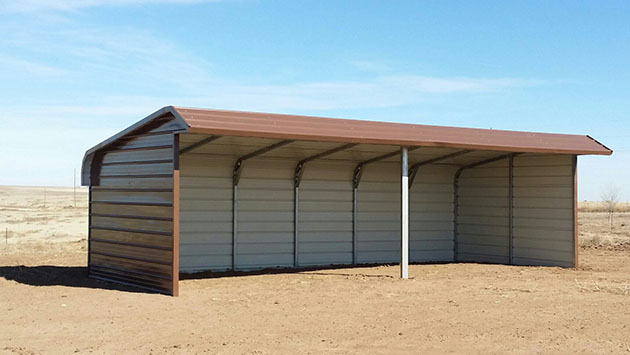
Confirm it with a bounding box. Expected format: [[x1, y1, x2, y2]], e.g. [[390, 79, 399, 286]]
[[0, 0, 221, 13], [200, 75, 539, 111], [1, 26, 213, 89], [0, 55, 67, 76], [0, 18, 543, 119], [2, 75, 539, 123]]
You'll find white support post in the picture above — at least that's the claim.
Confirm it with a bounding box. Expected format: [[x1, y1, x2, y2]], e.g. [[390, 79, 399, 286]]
[[401, 147, 409, 279]]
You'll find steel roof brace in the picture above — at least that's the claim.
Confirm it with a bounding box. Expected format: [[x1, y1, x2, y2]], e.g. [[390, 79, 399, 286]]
[[233, 140, 294, 186], [293, 143, 358, 267], [352, 147, 421, 189], [350, 147, 420, 264], [453, 152, 521, 262], [294, 143, 358, 188], [231, 139, 294, 270], [408, 150, 473, 188], [179, 135, 222, 155]]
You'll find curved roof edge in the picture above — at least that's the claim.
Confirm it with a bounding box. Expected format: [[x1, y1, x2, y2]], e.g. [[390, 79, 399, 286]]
[[82, 105, 612, 185], [80, 106, 188, 185]]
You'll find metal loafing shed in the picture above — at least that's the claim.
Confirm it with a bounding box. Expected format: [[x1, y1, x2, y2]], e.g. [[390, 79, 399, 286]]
[[81, 106, 612, 296]]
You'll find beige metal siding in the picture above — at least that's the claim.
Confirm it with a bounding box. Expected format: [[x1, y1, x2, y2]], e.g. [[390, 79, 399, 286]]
[[457, 159, 510, 263], [356, 162, 401, 263], [410, 164, 457, 262], [179, 154, 233, 272], [237, 158, 295, 268], [178, 136, 461, 272], [88, 116, 183, 295], [299, 160, 354, 266], [178, 134, 577, 273], [512, 154, 575, 267]]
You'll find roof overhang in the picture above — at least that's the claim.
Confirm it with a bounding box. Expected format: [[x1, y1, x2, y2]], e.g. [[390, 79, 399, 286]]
[[81, 105, 612, 185]]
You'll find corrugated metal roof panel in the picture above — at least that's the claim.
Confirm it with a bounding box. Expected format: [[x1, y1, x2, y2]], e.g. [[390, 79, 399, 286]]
[[172, 106, 612, 155]]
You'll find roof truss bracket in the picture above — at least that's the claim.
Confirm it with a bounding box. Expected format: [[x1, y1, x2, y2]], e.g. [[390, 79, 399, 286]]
[[353, 147, 420, 188], [179, 135, 222, 155], [453, 152, 521, 261], [233, 140, 294, 186], [408, 149, 472, 188], [294, 143, 358, 188], [454, 152, 522, 181]]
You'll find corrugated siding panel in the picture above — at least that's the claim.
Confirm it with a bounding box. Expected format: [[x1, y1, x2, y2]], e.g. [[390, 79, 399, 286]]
[[356, 162, 400, 263], [88, 115, 181, 295], [179, 155, 233, 272], [410, 164, 457, 262], [177, 135, 577, 273], [457, 159, 509, 263], [299, 160, 353, 266], [512, 154, 574, 267], [237, 159, 294, 269], [178, 140, 462, 272]]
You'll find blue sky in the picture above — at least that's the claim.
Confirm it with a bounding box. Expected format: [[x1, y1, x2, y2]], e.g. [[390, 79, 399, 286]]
[[0, 0, 628, 200]]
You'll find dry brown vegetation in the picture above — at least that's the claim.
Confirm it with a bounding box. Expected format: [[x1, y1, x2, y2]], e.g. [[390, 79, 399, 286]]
[[1, 186, 630, 354], [578, 202, 630, 250], [578, 201, 630, 213]]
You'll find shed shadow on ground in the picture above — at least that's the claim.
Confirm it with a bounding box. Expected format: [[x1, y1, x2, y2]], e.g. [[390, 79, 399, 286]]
[[179, 261, 453, 280], [0, 265, 154, 294]]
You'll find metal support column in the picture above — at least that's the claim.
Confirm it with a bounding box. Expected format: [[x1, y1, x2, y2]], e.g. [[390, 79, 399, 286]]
[[352, 187, 358, 264], [508, 154, 514, 264], [294, 185, 299, 267], [353, 147, 419, 266], [232, 185, 238, 270], [401, 147, 409, 279]]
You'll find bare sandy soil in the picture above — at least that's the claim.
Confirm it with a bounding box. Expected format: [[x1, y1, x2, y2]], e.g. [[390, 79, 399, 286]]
[[1, 186, 629, 354]]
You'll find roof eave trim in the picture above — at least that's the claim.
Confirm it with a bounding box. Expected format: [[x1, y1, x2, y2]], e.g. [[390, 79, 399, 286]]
[[585, 135, 613, 155], [185, 126, 612, 156]]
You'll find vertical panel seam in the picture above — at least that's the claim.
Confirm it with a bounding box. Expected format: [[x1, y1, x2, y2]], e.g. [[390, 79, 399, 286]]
[[509, 155, 514, 265]]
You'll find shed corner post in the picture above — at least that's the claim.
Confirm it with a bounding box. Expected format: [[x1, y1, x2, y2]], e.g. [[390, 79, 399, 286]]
[[400, 147, 409, 279], [573, 155, 578, 268], [172, 133, 180, 297]]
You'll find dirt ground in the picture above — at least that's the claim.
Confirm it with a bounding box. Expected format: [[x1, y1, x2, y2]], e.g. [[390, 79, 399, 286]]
[[1, 186, 629, 354]]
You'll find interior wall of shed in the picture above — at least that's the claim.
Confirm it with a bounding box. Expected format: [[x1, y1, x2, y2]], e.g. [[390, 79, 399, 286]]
[[177, 135, 576, 273], [177, 140, 457, 273], [456, 154, 576, 267]]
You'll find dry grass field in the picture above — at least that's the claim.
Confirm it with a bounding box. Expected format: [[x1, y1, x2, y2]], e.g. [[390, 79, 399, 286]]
[[1, 186, 629, 354]]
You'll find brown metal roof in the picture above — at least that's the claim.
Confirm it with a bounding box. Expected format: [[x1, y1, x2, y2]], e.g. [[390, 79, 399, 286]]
[[172, 106, 612, 155]]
